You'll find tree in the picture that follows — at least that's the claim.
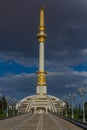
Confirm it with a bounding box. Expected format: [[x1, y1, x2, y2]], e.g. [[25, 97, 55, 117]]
[[84, 102, 87, 119], [2, 96, 7, 111], [0, 100, 2, 110]]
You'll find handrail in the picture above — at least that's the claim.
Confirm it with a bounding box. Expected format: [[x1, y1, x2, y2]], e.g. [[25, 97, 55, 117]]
[[54, 113, 87, 129]]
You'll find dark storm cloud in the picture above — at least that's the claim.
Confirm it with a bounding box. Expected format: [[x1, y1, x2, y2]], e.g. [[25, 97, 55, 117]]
[[0, 73, 36, 99], [0, 0, 87, 61], [0, 69, 87, 100], [45, 0, 87, 66]]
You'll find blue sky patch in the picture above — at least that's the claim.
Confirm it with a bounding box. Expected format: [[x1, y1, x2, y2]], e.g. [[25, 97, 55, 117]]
[[71, 63, 87, 71], [0, 61, 37, 76]]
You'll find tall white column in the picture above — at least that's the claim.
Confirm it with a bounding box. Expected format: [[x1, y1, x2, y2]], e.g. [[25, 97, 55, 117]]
[[39, 42, 44, 71], [36, 7, 47, 95]]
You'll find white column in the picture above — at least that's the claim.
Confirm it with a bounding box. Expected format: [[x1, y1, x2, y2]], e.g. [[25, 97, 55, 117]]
[[39, 42, 44, 71]]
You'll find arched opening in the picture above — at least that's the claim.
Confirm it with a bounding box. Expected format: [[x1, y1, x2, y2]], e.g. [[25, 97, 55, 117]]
[[36, 107, 46, 113]]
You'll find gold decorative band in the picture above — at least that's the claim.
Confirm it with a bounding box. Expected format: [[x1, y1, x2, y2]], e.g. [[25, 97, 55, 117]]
[[36, 70, 47, 86], [36, 82, 47, 86], [39, 26, 45, 31], [37, 31, 47, 43], [36, 71, 47, 75]]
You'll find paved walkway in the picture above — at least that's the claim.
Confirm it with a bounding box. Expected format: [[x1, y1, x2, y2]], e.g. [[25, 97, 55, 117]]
[[0, 113, 84, 130]]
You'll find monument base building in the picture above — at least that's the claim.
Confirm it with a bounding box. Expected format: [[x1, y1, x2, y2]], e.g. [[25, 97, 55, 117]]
[[17, 7, 65, 114], [17, 94, 64, 114]]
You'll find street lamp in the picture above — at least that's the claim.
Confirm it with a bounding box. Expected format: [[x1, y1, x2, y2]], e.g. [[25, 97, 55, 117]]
[[63, 96, 69, 117], [77, 87, 87, 123], [11, 98, 17, 116], [68, 93, 76, 119], [6, 96, 11, 117]]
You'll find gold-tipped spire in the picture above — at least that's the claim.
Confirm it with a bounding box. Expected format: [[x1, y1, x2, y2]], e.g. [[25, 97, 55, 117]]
[[40, 7, 45, 27], [37, 7, 47, 43], [39, 7, 45, 31]]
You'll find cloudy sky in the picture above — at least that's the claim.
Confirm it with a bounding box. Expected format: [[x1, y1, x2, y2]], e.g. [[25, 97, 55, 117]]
[[0, 0, 87, 102]]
